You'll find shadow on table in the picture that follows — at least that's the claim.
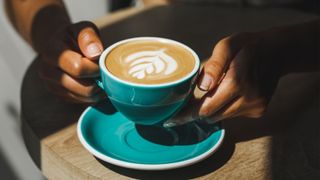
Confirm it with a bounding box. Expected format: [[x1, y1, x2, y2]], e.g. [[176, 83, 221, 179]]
[[269, 74, 320, 179]]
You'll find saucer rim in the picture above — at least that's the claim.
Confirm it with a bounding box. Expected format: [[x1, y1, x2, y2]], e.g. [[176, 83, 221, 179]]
[[77, 105, 225, 171]]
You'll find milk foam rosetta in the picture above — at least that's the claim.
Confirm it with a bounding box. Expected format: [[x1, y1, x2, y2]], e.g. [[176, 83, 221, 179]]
[[105, 40, 195, 84], [126, 49, 177, 79]]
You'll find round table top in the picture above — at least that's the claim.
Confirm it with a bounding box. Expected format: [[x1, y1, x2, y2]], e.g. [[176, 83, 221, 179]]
[[21, 5, 320, 179]]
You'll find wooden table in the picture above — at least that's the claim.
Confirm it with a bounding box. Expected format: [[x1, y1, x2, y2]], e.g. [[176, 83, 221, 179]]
[[22, 5, 320, 179]]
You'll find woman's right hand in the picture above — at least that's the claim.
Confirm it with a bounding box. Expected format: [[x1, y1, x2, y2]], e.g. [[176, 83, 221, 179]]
[[38, 21, 105, 103]]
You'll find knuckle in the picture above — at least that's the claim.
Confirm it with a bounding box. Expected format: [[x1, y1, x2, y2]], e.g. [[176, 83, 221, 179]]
[[232, 100, 243, 113], [78, 28, 95, 42], [215, 37, 231, 51], [256, 107, 266, 116], [207, 60, 223, 70], [70, 59, 84, 77], [250, 111, 264, 118], [205, 61, 223, 76], [247, 106, 266, 118]]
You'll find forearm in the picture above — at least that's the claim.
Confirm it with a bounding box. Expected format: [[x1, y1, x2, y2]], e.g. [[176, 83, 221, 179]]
[[247, 20, 319, 99], [260, 20, 320, 75], [5, 0, 71, 51]]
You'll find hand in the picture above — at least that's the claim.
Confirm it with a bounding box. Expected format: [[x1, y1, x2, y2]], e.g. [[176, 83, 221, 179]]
[[38, 21, 105, 103], [197, 32, 268, 122], [164, 32, 273, 127]]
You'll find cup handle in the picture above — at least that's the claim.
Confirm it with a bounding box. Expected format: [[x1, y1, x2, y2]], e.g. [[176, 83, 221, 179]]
[[95, 77, 104, 90]]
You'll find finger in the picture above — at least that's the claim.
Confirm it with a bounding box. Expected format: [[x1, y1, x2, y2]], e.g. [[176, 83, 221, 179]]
[[44, 82, 105, 103], [77, 27, 103, 59], [199, 67, 240, 117], [43, 49, 99, 78], [198, 33, 253, 91], [205, 96, 246, 123], [207, 96, 266, 123], [165, 91, 266, 128], [39, 63, 101, 98], [69, 21, 103, 60], [198, 37, 234, 91]]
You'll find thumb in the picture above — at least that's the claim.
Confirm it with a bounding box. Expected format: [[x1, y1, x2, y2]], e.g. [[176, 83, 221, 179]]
[[71, 21, 103, 60]]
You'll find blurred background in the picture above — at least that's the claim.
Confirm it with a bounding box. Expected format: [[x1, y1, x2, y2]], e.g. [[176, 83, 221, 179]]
[[0, 1, 111, 179]]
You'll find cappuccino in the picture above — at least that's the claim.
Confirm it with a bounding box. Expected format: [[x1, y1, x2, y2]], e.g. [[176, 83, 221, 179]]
[[105, 39, 195, 84]]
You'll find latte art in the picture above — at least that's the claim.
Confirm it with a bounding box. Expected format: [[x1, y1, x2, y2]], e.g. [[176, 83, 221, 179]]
[[106, 40, 195, 84], [126, 49, 178, 79]]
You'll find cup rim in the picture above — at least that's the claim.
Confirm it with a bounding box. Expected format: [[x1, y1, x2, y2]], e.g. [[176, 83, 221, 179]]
[[99, 37, 200, 88]]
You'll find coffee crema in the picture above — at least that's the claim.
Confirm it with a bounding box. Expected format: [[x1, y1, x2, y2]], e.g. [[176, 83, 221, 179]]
[[105, 40, 195, 84]]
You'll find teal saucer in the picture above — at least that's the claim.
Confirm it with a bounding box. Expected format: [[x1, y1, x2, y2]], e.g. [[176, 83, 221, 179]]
[[77, 101, 225, 170]]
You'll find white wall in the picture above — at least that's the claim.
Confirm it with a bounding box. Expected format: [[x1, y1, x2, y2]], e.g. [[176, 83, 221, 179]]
[[0, 1, 108, 179]]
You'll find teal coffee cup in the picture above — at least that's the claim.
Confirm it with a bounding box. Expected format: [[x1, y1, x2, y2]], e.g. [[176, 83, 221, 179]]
[[96, 37, 200, 125]]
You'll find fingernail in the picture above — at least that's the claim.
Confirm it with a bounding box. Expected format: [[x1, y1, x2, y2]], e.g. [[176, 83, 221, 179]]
[[200, 73, 213, 91], [87, 43, 102, 57]]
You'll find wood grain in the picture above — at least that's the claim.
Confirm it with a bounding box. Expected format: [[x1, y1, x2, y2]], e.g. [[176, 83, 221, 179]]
[[21, 5, 320, 180]]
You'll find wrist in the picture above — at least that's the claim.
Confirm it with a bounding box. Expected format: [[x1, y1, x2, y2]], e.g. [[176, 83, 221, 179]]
[[261, 20, 319, 76]]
